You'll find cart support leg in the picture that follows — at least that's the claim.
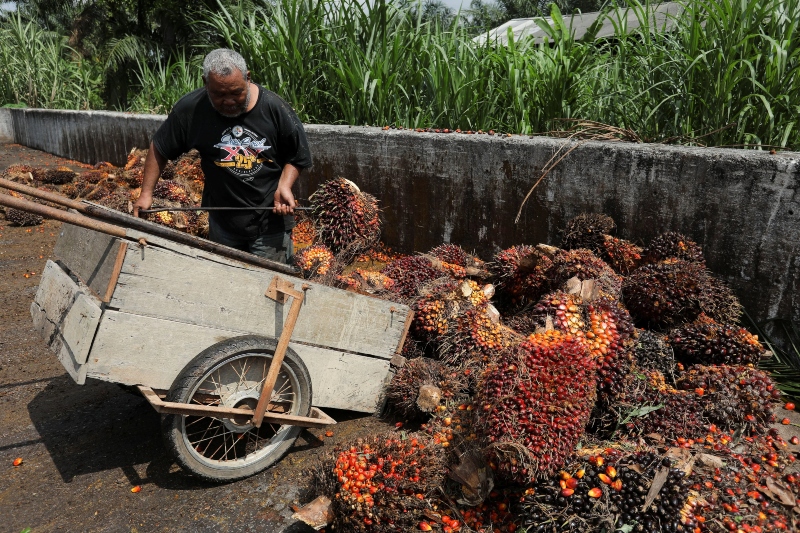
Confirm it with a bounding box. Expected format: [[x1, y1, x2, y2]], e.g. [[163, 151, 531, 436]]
[[253, 277, 309, 428]]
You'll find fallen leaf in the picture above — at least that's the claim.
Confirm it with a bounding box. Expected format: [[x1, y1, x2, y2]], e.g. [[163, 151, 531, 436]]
[[698, 454, 726, 469], [642, 466, 669, 512], [765, 478, 796, 507]]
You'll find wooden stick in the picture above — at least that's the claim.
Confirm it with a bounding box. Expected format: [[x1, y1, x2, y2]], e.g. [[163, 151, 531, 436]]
[[0, 177, 88, 212], [0, 193, 126, 237], [254, 278, 308, 428]]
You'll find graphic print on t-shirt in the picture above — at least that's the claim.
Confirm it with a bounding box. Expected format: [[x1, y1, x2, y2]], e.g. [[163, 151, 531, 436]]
[[213, 125, 273, 181]]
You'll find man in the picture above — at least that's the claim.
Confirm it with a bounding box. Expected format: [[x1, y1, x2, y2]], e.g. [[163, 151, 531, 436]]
[[133, 48, 312, 264]]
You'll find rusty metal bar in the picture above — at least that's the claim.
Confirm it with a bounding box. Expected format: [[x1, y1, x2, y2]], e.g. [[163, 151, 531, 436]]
[[0, 193, 127, 237], [0, 177, 88, 212], [137, 386, 335, 429]]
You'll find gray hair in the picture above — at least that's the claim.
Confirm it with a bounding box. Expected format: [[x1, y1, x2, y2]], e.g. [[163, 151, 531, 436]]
[[203, 49, 248, 79]]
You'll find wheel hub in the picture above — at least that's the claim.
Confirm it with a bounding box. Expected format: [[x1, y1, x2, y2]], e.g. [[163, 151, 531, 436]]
[[221, 390, 260, 432]]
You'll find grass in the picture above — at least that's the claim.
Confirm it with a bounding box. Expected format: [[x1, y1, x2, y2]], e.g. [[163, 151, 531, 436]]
[[2, 0, 800, 149]]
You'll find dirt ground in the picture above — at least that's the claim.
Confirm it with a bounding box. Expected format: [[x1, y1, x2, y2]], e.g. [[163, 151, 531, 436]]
[[0, 144, 393, 532]]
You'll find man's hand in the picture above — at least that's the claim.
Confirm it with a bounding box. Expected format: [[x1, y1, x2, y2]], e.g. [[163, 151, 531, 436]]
[[273, 186, 296, 215], [135, 142, 168, 217], [132, 192, 153, 218], [274, 163, 301, 216]]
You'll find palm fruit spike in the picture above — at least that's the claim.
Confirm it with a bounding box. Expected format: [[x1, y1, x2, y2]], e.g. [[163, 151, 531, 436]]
[[561, 213, 616, 252], [310, 177, 381, 253], [294, 244, 334, 277], [633, 329, 677, 384], [39, 167, 76, 185], [670, 314, 766, 367], [601, 234, 642, 274], [477, 330, 597, 482], [381, 255, 441, 299], [153, 180, 191, 204], [320, 434, 447, 532], [290, 216, 317, 247], [384, 357, 467, 419], [549, 248, 623, 297], [643, 231, 705, 264], [677, 365, 779, 435]]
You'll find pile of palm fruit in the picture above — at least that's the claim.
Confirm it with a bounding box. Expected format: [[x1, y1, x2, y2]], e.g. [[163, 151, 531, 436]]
[[3, 158, 798, 532], [297, 206, 799, 533], [0, 148, 208, 235]]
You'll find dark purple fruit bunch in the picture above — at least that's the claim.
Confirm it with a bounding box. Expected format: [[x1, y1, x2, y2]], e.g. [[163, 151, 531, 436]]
[[429, 244, 469, 266], [670, 314, 766, 366], [153, 180, 191, 204], [310, 178, 381, 253], [38, 167, 76, 185], [623, 259, 741, 327], [489, 245, 553, 308], [643, 231, 704, 264], [561, 213, 616, 252], [677, 365, 779, 435], [382, 255, 441, 299], [633, 329, 677, 383], [550, 249, 623, 297]]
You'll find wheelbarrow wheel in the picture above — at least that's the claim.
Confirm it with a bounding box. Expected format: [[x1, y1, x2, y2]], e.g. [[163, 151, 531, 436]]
[[162, 335, 312, 482]]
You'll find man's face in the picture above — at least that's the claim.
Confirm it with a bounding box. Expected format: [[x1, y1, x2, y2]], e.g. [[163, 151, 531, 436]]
[[205, 69, 251, 118]]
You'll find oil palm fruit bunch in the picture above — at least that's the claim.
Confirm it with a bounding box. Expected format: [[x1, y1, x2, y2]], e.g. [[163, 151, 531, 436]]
[[550, 248, 623, 297], [506, 290, 587, 338], [37, 166, 76, 185], [290, 216, 317, 247], [153, 180, 191, 204], [294, 244, 335, 277], [623, 259, 741, 327], [601, 235, 643, 274], [643, 231, 704, 264], [323, 434, 447, 532], [79, 169, 110, 184], [429, 243, 470, 266], [633, 329, 677, 383], [489, 245, 553, 309], [336, 269, 395, 293], [602, 369, 708, 441], [1, 164, 35, 180], [586, 296, 636, 397], [669, 314, 766, 366], [476, 330, 597, 482], [385, 357, 467, 419], [451, 281, 514, 365], [310, 177, 380, 253], [3, 191, 43, 226], [676, 365, 779, 435], [382, 255, 441, 299], [561, 213, 616, 252]]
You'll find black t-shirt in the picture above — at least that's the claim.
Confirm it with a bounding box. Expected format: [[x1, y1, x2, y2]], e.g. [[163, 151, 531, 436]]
[[152, 84, 313, 236]]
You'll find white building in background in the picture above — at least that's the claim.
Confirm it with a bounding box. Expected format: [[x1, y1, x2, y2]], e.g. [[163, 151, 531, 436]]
[[474, 2, 683, 46]]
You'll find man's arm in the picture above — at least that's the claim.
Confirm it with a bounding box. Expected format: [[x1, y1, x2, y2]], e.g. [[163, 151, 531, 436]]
[[273, 163, 301, 215], [132, 142, 168, 217]]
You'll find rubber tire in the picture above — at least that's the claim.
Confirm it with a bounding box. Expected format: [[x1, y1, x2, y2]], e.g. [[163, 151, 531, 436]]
[[162, 335, 312, 482]]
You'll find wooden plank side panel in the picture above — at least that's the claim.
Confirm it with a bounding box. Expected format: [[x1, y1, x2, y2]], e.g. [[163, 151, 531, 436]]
[[61, 293, 103, 365], [110, 244, 410, 359], [53, 223, 123, 299], [32, 260, 80, 334], [87, 311, 390, 413]]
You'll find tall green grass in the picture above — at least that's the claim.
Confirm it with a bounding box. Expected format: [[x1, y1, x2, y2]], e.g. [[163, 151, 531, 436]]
[[0, 11, 101, 110], [3, 0, 800, 149]]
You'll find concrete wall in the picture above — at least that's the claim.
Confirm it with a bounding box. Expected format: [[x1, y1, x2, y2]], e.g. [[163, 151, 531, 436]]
[[3, 109, 798, 326], [0, 108, 14, 143]]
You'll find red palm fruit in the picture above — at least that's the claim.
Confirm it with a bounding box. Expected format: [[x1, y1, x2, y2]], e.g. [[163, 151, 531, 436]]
[[477, 330, 597, 482], [588, 487, 602, 498], [601, 234, 642, 274]]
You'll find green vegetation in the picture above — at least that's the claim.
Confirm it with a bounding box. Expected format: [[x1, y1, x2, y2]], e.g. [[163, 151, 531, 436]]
[[2, 0, 800, 149]]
